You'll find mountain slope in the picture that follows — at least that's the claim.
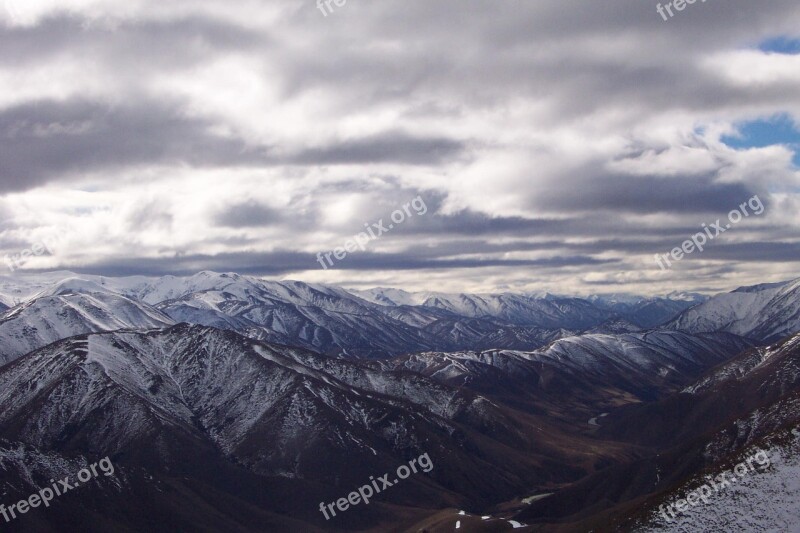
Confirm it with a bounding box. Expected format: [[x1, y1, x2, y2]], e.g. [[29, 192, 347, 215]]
[[417, 293, 612, 329], [0, 272, 737, 361], [512, 331, 800, 531], [634, 435, 800, 532], [0, 278, 174, 366], [669, 278, 800, 342], [384, 331, 753, 424], [588, 294, 705, 328], [0, 324, 642, 531], [103, 273, 583, 357]]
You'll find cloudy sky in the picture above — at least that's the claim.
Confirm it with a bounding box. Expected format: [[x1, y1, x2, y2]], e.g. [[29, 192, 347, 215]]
[[1, 0, 799, 295]]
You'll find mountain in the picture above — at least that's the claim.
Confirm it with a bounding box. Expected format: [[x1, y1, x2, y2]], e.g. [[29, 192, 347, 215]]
[[364, 290, 615, 329], [383, 331, 754, 424], [621, 332, 800, 531], [668, 278, 800, 342], [0, 278, 174, 366], [0, 324, 654, 531], [350, 287, 429, 307], [63, 272, 576, 357], [512, 331, 800, 530], [0, 272, 719, 361], [0, 272, 797, 530], [0, 271, 76, 307], [634, 436, 800, 531], [359, 288, 703, 331], [584, 318, 642, 335], [588, 294, 705, 329]]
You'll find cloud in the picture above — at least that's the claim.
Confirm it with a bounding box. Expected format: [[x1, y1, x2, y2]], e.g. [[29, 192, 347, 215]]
[[0, 98, 272, 192], [0, 0, 798, 294], [285, 131, 465, 166], [214, 200, 284, 228], [21, 249, 617, 278]]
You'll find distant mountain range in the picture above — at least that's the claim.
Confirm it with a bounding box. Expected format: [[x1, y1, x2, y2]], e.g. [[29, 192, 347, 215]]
[[0, 272, 798, 531], [0, 271, 709, 363]]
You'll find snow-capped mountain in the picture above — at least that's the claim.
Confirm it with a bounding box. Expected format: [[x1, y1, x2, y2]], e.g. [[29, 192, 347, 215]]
[[0, 278, 174, 366], [0, 324, 655, 531], [359, 288, 703, 329], [0, 270, 76, 307], [584, 317, 643, 335], [0, 271, 798, 530], [383, 331, 753, 423], [669, 277, 800, 342], [588, 293, 705, 328], [0, 272, 725, 361], [42, 272, 582, 357], [409, 292, 612, 329], [350, 287, 430, 307], [626, 332, 800, 531]]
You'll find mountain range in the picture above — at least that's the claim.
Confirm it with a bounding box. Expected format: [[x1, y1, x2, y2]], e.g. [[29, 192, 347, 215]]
[[0, 271, 708, 363], [0, 272, 798, 531]]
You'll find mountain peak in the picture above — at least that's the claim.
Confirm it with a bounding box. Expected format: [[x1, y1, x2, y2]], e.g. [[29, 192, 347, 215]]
[[37, 277, 112, 298], [731, 280, 795, 294]]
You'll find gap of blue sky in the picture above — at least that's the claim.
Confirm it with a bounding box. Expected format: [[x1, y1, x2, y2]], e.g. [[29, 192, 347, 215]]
[[722, 114, 800, 167], [758, 36, 800, 54]]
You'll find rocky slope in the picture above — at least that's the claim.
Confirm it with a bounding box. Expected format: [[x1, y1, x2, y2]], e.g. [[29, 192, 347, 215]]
[[0, 278, 174, 366], [668, 278, 800, 342]]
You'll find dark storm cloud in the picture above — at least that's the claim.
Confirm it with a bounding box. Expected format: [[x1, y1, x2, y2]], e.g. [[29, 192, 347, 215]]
[[214, 200, 284, 228], [401, 209, 564, 236], [398, 208, 778, 241], [285, 131, 466, 166], [535, 173, 762, 214], [283, 0, 800, 117], [0, 14, 262, 68], [42, 250, 617, 278], [0, 98, 272, 192], [689, 241, 800, 263], [0, 99, 466, 193]]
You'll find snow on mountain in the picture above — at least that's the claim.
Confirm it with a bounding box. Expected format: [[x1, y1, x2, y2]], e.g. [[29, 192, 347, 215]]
[[588, 294, 704, 328], [585, 317, 643, 335], [684, 333, 800, 395], [664, 290, 709, 302], [624, 433, 800, 532], [0, 278, 174, 366], [0, 325, 455, 463], [511, 328, 800, 531], [349, 287, 430, 307], [669, 278, 800, 342], [385, 331, 753, 424], [418, 292, 613, 329], [0, 271, 75, 307], [592, 329, 800, 455], [0, 271, 732, 359], [89, 272, 582, 357], [586, 293, 650, 307], [353, 288, 620, 328], [91, 271, 272, 304], [0, 324, 626, 529], [528, 331, 749, 377], [0, 272, 580, 361], [154, 279, 445, 358], [0, 272, 792, 366], [1, 272, 794, 531], [361, 289, 702, 330]]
